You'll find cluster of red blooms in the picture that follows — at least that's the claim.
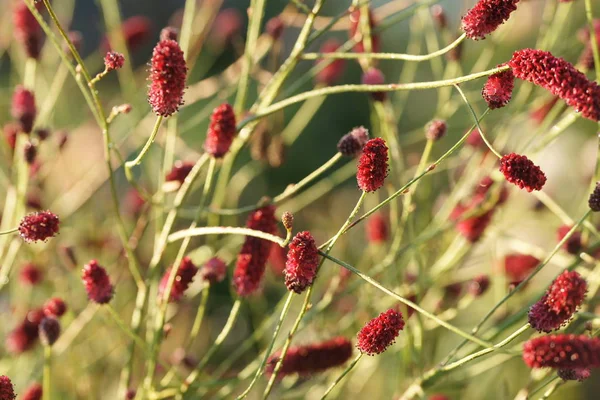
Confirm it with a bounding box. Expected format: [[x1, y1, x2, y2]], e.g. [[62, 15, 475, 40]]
[[366, 213, 388, 243], [5, 308, 44, 354], [557, 225, 583, 255], [11, 86, 36, 134], [503, 254, 539, 286], [103, 51, 125, 71], [284, 231, 319, 293], [0, 376, 15, 400], [204, 103, 237, 158], [425, 119, 447, 141], [356, 138, 389, 192], [21, 383, 42, 400], [315, 40, 346, 86], [482, 68, 514, 109], [81, 260, 114, 304], [158, 257, 199, 303], [357, 309, 405, 355], [13, 2, 43, 60], [361, 68, 386, 102], [200, 257, 227, 284], [101, 16, 153, 52], [523, 335, 600, 369], [165, 161, 194, 185], [499, 153, 546, 192], [461, 0, 520, 40], [18, 211, 60, 243], [148, 39, 188, 117]]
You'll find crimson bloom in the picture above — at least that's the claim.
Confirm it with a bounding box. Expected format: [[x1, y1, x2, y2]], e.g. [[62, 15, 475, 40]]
[[523, 335, 600, 369], [200, 257, 227, 284], [204, 103, 237, 158], [285, 231, 319, 294], [557, 225, 582, 255], [504, 254, 539, 285], [82, 260, 114, 304], [43, 298, 67, 318], [499, 153, 546, 192], [0, 376, 15, 400], [158, 257, 199, 303], [104, 51, 125, 71], [18, 211, 60, 243], [11, 85, 36, 133], [357, 138, 389, 192], [357, 309, 405, 355], [13, 2, 42, 59], [366, 214, 388, 243], [589, 182, 600, 211], [482, 68, 514, 109], [148, 39, 187, 117], [315, 39, 346, 86], [165, 161, 194, 184], [101, 16, 153, 52], [461, 0, 520, 40], [21, 383, 42, 400]]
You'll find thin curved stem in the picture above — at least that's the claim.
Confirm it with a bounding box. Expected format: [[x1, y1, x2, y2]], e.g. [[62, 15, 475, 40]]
[[168, 226, 285, 246], [320, 353, 363, 399], [0, 228, 18, 236], [44, 346, 52, 400], [125, 116, 164, 169]]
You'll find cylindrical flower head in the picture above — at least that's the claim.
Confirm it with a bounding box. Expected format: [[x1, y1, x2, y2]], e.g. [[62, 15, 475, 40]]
[[43, 298, 67, 318], [357, 138, 389, 192], [482, 68, 514, 109], [148, 39, 187, 117], [82, 260, 114, 304], [101, 16, 153, 52], [159, 257, 199, 303], [20, 263, 42, 285], [6, 309, 43, 354], [469, 274, 491, 297], [18, 211, 60, 243], [557, 225, 582, 255], [589, 182, 600, 211], [201, 257, 227, 284], [509, 49, 600, 122], [557, 368, 591, 382], [315, 39, 346, 86], [165, 161, 194, 184], [0, 376, 16, 400], [461, 0, 520, 40], [204, 103, 237, 158], [11, 86, 36, 133], [348, 8, 381, 53], [528, 271, 587, 332], [21, 383, 42, 400], [504, 254, 539, 285], [499, 153, 546, 192], [366, 213, 388, 243], [13, 2, 42, 59], [450, 204, 494, 243], [266, 16, 284, 40], [266, 337, 353, 377], [285, 231, 319, 294], [233, 206, 278, 296], [104, 51, 125, 71], [337, 126, 370, 157], [39, 317, 60, 346], [361, 68, 386, 102], [160, 27, 179, 42], [425, 119, 447, 141], [357, 309, 405, 355], [523, 335, 600, 369]]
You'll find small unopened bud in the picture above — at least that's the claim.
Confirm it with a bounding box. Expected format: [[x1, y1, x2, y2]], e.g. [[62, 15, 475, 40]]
[[282, 212, 294, 231], [24, 141, 37, 164]]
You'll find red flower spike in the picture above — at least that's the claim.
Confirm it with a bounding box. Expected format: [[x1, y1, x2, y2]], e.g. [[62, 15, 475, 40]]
[[337, 126, 370, 157], [589, 182, 600, 211], [204, 103, 237, 158], [557, 368, 591, 382], [366, 213, 388, 243], [266, 337, 353, 377], [101, 16, 152, 52], [18, 211, 60, 243], [266, 17, 284, 40], [39, 317, 60, 346], [43, 298, 67, 318], [509, 49, 600, 122], [20, 263, 42, 285], [504, 254, 539, 284], [6, 308, 43, 354], [233, 206, 278, 296], [451, 204, 494, 243], [482, 68, 514, 109], [469, 274, 491, 297], [82, 260, 114, 304], [523, 334, 600, 369], [104, 51, 125, 71], [557, 225, 582, 255], [425, 119, 447, 141], [285, 231, 319, 294], [361, 68, 386, 102], [461, 0, 520, 40], [315, 39, 346, 86], [13, 2, 42, 59], [158, 257, 199, 303], [348, 8, 381, 53], [357, 138, 389, 192], [357, 309, 405, 355], [160, 27, 179, 42], [499, 153, 546, 192], [148, 39, 187, 117], [11, 85, 36, 133], [165, 161, 194, 184], [0, 376, 16, 400], [201, 257, 227, 284], [22, 383, 42, 400], [466, 128, 484, 148]]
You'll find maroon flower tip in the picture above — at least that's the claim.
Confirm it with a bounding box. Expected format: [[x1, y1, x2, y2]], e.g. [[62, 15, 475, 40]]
[[0, 376, 16, 400], [348, 8, 381, 53], [504, 254, 539, 284], [450, 204, 494, 243], [4, 123, 20, 150], [82, 260, 114, 304], [315, 39, 346, 86], [104, 51, 125, 71], [148, 39, 187, 117], [337, 126, 370, 157], [39, 317, 60, 346], [21, 383, 42, 400], [11, 85, 36, 133], [266, 16, 284, 40], [461, 0, 520, 40], [469, 274, 491, 297], [482, 68, 514, 109], [266, 337, 353, 377], [509, 49, 600, 122], [212, 9, 243, 44], [357, 138, 389, 192], [557, 225, 582, 255], [499, 153, 546, 192], [125, 389, 136, 400], [159, 257, 199, 303], [233, 206, 278, 296], [523, 335, 600, 369], [366, 213, 388, 243], [425, 119, 447, 141], [357, 308, 405, 355], [35, 128, 49, 141], [204, 103, 237, 158], [428, 395, 450, 400], [285, 231, 319, 294], [6, 309, 43, 354], [431, 5, 447, 29], [18, 211, 60, 243], [160, 26, 179, 42], [165, 160, 194, 184], [102, 16, 153, 52], [43, 298, 67, 318], [201, 257, 227, 284], [589, 182, 600, 211], [24, 141, 37, 165], [466, 128, 484, 148], [124, 188, 146, 216], [20, 263, 43, 285], [558, 368, 591, 382], [361, 68, 386, 102], [13, 2, 42, 59]]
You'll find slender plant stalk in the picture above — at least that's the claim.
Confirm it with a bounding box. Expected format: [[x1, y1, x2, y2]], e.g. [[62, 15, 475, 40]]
[[43, 346, 52, 400], [320, 353, 363, 399]]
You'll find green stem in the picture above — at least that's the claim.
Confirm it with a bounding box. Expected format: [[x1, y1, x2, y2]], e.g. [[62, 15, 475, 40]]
[[125, 116, 164, 169], [43, 346, 51, 400], [106, 305, 148, 354], [0, 228, 18, 235], [320, 353, 363, 399]]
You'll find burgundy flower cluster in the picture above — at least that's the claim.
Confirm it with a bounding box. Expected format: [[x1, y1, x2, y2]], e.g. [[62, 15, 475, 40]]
[[18, 211, 60, 243], [499, 153, 546, 192], [0, 375, 15, 400], [366, 213, 388, 243], [461, 0, 520, 40], [82, 260, 114, 304], [13, 2, 42, 59], [11, 86, 36, 134], [200, 257, 227, 284], [6, 308, 44, 354], [158, 257, 199, 303], [285, 231, 319, 294], [357, 309, 405, 355], [315, 40, 346, 86], [204, 103, 237, 158], [523, 335, 600, 369], [337, 126, 370, 157], [482, 68, 514, 109], [148, 39, 187, 117], [504, 254, 539, 286], [357, 138, 389, 192]]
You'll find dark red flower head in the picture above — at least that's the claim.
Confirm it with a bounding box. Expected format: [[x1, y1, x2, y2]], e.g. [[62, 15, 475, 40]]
[[450, 204, 494, 243], [557, 225, 582, 255], [82, 260, 114, 304], [266, 16, 285, 40], [159, 257, 199, 303], [461, 0, 520, 40], [361, 68, 386, 102], [102, 16, 153, 52], [523, 335, 600, 369], [6, 308, 43, 354], [357, 308, 405, 355], [39, 317, 60, 346], [466, 128, 484, 148], [0, 375, 16, 400], [160, 27, 179, 42], [204, 103, 237, 158], [165, 161, 194, 184], [348, 7, 381, 53], [504, 254, 539, 285], [357, 138, 389, 192], [18, 211, 60, 243], [43, 297, 67, 318], [315, 39, 346, 86], [21, 383, 42, 400], [482, 68, 514, 109], [285, 231, 319, 294], [20, 263, 42, 285], [499, 153, 546, 192], [104, 51, 125, 71], [337, 126, 370, 157], [366, 213, 388, 243], [12, 85, 36, 133], [589, 182, 600, 211], [13, 2, 42, 59], [557, 368, 591, 382], [201, 257, 227, 284], [266, 337, 353, 377], [509, 49, 600, 122], [425, 119, 447, 141], [469, 274, 491, 297], [148, 39, 187, 117], [233, 206, 278, 296], [211, 9, 243, 45]]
